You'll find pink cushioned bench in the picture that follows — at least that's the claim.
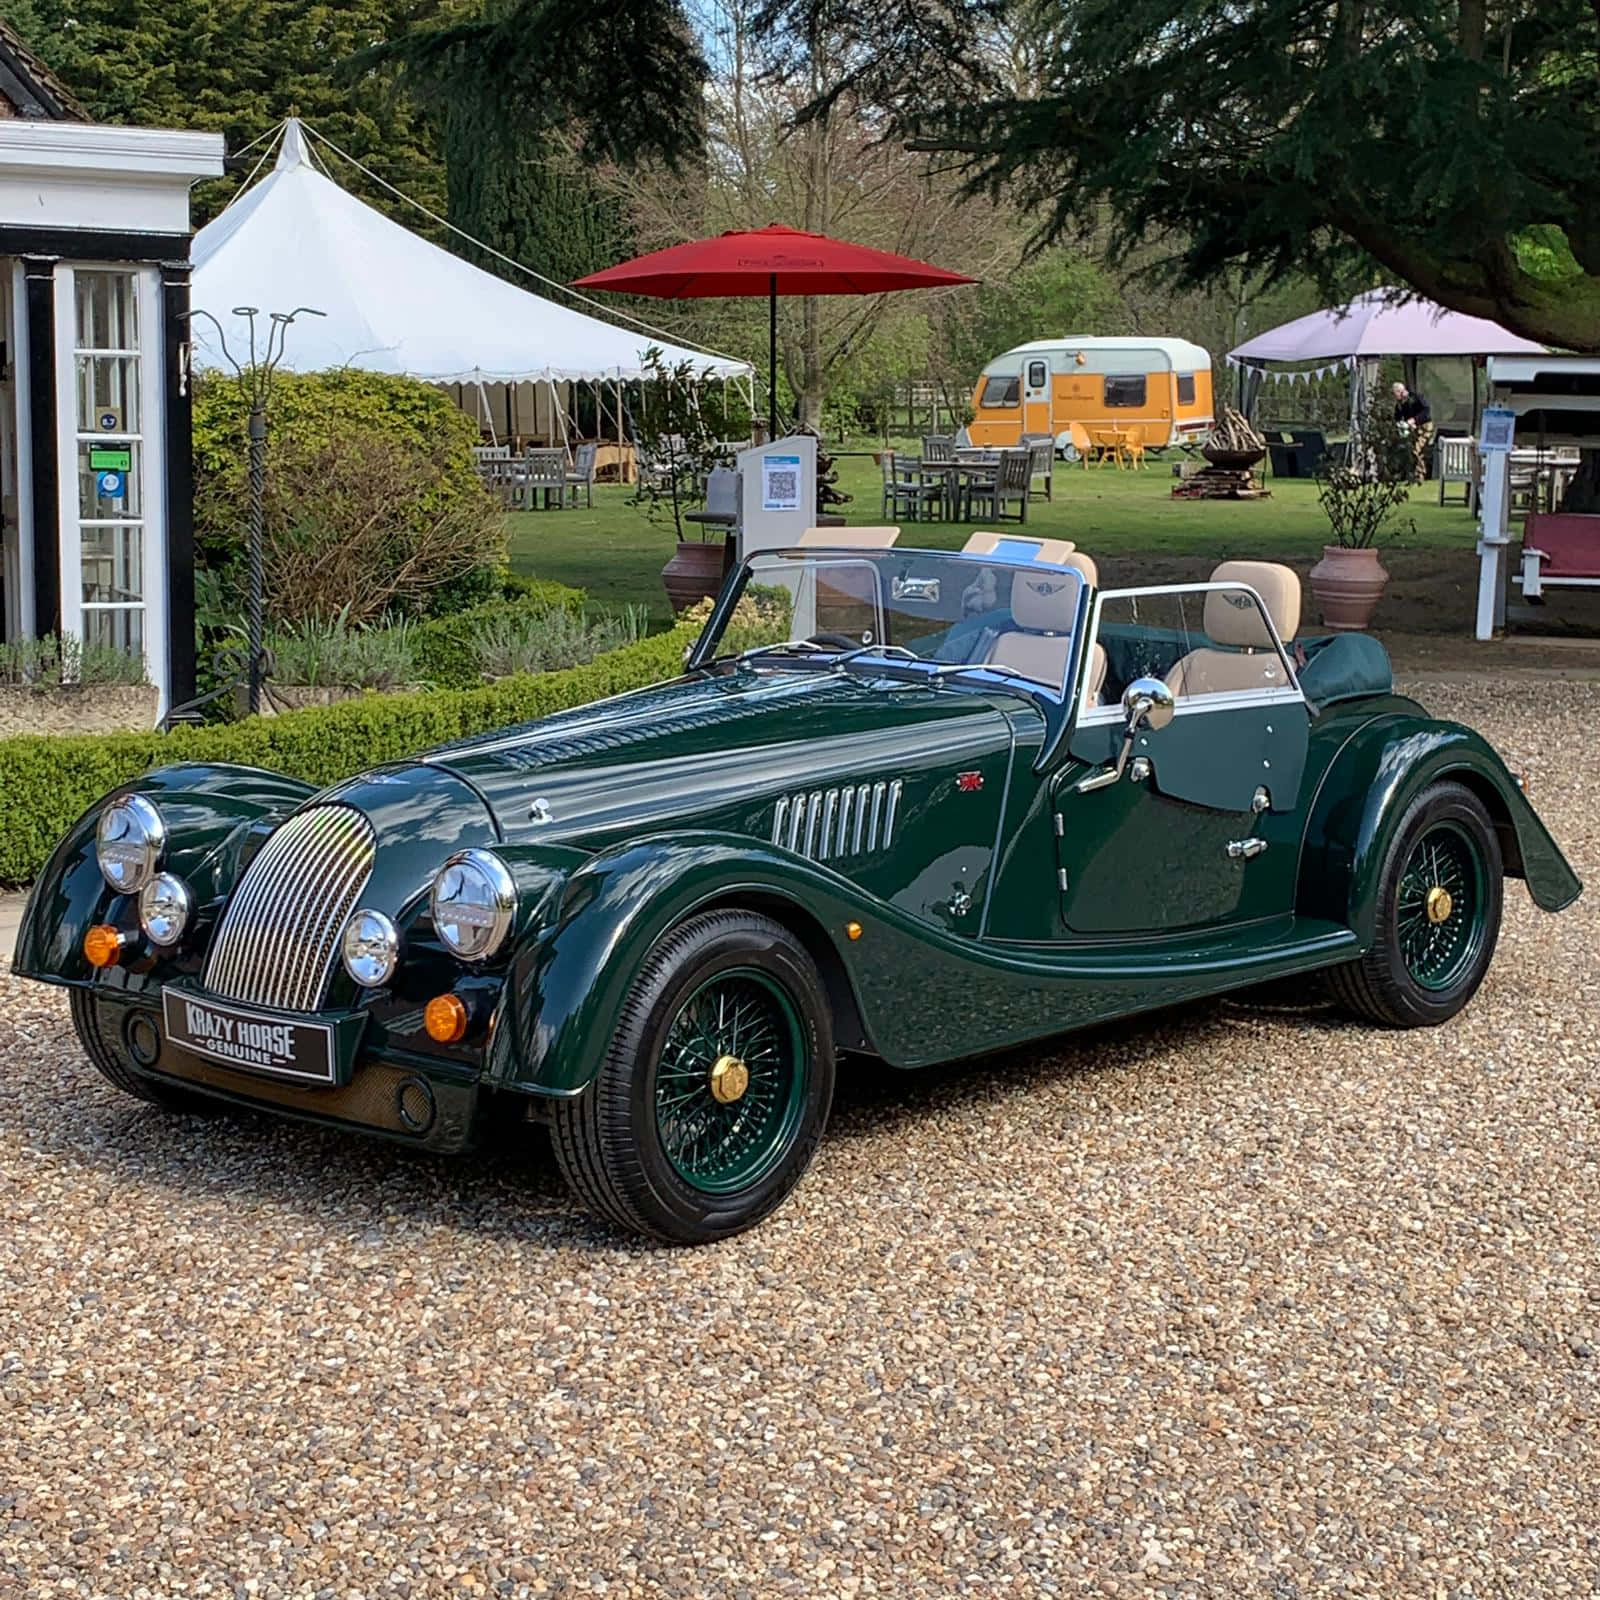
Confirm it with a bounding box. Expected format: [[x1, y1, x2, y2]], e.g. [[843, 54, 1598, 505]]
[[1518, 512, 1600, 599]]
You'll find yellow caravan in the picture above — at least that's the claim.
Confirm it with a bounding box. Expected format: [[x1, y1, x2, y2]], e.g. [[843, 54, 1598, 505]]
[[968, 335, 1214, 457]]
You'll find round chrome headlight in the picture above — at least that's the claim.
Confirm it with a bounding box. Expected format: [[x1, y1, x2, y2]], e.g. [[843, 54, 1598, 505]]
[[138, 872, 192, 947], [341, 908, 400, 988], [430, 849, 515, 962], [96, 794, 166, 894]]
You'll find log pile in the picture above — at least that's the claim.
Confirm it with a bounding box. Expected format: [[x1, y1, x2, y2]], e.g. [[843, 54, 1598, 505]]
[[1171, 407, 1271, 500]]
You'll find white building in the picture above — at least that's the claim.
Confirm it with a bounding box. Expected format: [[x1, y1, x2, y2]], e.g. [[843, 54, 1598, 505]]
[[0, 22, 223, 719]]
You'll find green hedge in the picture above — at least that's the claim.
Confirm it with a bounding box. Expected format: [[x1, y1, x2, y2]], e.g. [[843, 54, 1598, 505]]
[[0, 625, 696, 887], [411, 583, 588, 690]]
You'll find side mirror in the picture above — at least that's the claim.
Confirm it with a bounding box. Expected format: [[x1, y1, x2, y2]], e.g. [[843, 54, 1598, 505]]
[[1077, 676, 1176, 793], [1121, 676, 1175, 733]]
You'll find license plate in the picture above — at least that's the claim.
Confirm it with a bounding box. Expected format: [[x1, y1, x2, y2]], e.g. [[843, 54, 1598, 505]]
[[162, 989, 337, 1085]]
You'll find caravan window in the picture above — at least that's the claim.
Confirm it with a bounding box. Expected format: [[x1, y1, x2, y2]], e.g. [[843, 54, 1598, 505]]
[[1176, 372, 1197, 406], [1026, 360, 1048, 389], [1104, 374, 1147, 408], [980, 374, 1020, 408]]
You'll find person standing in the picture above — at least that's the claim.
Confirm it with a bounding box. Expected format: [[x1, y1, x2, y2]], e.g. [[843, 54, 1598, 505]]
[[1392, 380, 1432, 481]]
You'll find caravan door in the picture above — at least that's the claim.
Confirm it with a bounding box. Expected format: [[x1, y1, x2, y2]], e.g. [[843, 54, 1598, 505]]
[[1022, 356, 1052, 440]]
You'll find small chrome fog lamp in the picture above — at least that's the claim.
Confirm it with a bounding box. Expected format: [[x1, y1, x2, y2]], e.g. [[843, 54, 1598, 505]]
[[341, 908, 400, 988], [138, 872, 192, 947], [430, 849, 515, 962], [96, 794, 166, 894]]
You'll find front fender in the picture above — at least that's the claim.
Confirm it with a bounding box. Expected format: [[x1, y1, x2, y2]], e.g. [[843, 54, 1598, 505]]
[[13, 762, 316, 983], [1298, 716, 1581, 946]]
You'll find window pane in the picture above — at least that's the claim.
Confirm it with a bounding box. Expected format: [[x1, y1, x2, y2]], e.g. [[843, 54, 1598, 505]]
[[76, 355, 141, 435], [980, 374, 1020, 408], [1104, 375, 1147, 408], [1027, 360, 1048, 388], [1176, 372, 1197, 406], [83, 606, 144, 657], [1095, 587, 1288, 703], [75, 270, 139, 351], [82, 523, 144, 606], [77, 440, 143, 518]]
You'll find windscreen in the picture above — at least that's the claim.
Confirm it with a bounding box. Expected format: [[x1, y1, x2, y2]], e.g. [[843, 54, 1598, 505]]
[[703, 548, 1087, 696]]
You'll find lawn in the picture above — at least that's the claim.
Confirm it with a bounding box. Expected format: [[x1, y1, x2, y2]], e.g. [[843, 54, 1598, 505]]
[[508, 446, 1481, 625]]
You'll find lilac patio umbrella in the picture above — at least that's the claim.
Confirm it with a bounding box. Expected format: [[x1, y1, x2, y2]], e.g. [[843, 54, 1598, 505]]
[[1227, 289, 1545, 365]]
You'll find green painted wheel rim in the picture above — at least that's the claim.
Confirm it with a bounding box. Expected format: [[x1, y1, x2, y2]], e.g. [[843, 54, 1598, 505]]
[[1396, 820, 1488, 992], [654, 968, 808, 1195]]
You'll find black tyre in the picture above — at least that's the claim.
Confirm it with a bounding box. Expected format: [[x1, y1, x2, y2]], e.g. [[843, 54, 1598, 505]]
[[69, 989, 217, 1113], [1325, 780, 1504, 1028], [551, 910, 836, 1244]]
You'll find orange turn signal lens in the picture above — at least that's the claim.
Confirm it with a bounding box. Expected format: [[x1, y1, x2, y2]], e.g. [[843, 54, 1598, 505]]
[[83, 924, 125, 968], [424, 993, 469, 1044]]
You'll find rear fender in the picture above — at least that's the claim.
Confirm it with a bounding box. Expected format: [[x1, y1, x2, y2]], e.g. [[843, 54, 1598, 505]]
[[1297, 717, 1581, 946], [13, 763, 316, 983]]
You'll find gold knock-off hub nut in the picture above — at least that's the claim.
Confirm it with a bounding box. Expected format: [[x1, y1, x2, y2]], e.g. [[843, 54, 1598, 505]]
[[709, 1054, 750, 1104], [1425, 885, 1454, 925]]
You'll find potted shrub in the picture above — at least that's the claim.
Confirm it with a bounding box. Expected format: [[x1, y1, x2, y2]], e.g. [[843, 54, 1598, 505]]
[[248, 609, 421, 716], [1308, 392, 1416, 631], [0, 635, 156, 736], [631, 348, 739, 612]]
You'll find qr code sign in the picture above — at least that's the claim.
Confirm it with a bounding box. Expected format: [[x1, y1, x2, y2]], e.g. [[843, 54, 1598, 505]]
[[767, 469, 798, 502]]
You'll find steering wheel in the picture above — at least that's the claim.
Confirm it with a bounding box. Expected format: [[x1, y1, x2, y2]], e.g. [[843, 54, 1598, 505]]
[[807, 632, 865, 650]]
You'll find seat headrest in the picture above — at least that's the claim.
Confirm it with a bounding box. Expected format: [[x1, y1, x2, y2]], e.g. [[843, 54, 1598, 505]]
[[1203, 560, 1300, 648], [963, 531, 1076, 560], [1010, 567, 1081, 632]]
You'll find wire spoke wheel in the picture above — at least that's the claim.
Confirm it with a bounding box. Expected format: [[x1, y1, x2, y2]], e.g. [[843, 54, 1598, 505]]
[[653, 968, 807, 1195], [1393, 820, 1488, 992]]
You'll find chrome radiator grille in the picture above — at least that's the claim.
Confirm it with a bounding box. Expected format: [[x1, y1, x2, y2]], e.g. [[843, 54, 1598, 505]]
[[203, 805, 376, 1012]]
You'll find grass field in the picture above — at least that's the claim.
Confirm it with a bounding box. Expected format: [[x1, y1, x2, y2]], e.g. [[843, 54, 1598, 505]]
[[508, 445, 1480, 623]]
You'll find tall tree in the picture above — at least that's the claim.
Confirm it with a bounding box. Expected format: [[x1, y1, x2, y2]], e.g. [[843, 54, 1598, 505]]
[[873, 0, 1600, 352], [14, 0, 466, 224]]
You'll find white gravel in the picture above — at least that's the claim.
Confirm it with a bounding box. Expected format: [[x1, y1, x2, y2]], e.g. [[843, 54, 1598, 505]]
[[3, 674, 1598, 1598]]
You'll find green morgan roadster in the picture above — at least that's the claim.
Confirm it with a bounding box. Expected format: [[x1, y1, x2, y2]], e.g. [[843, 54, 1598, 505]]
[[12, 541, 1581, 1242]]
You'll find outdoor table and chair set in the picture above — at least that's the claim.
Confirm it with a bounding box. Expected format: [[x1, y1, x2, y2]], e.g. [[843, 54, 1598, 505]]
[[472, 442, 600, 510], [881, 435, 1054, 525]]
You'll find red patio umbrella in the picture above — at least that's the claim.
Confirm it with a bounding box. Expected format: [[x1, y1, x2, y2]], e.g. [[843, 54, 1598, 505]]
[[574, 224, 975, 439]]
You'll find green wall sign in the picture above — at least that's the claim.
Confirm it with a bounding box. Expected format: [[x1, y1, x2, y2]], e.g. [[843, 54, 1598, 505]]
[[88, 447, 132, 472]]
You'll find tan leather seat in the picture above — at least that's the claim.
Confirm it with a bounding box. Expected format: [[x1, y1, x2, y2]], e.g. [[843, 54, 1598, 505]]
[[987, 564, 1103, 697], [1164, 560, 1300, 698], [797, 525, 901, 547]]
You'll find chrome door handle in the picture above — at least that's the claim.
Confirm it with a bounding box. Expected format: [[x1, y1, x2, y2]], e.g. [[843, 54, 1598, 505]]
[[1226, 838, 1268, 860]]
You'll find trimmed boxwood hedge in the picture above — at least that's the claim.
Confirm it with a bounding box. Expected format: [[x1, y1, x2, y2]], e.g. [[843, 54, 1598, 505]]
[[410, 582, 588, 690], [0, 624, 697, 888]]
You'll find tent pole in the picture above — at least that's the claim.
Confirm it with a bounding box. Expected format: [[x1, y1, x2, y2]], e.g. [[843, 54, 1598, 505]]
[[768, 275, 778, 440]]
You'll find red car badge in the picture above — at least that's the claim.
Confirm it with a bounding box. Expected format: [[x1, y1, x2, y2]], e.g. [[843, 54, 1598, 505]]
[[956, 771, 984, 793]]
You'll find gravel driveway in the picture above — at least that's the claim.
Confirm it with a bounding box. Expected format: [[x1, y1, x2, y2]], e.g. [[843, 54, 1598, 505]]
[[3, 676, 1598, 1598]]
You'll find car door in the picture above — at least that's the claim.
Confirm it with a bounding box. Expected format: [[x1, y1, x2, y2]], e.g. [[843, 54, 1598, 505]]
[[1053, 582, 1310, 936]]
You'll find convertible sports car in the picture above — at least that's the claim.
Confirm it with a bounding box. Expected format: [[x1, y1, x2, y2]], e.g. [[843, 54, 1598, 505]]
[[12, 540, 1581, 1242]]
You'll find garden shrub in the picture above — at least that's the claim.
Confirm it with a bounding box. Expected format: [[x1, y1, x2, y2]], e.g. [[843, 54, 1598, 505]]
[[265, 611, 422, 691], [0, 625, 705, 886], [409, 588, 600, 690], [0, 634, 148, 688], [193, 370, 506, 626]]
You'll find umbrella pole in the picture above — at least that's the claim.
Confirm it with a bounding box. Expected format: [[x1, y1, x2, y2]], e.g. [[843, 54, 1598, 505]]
[[768, 275, 778, 440]]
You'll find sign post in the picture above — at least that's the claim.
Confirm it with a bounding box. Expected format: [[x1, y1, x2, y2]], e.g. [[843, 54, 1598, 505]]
[[1474, 406, 1516, 641]]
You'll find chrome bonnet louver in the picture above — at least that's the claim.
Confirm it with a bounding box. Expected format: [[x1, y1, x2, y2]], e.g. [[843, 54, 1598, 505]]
[[203, 804, 377, 1012], [772, 780, 903, 862]]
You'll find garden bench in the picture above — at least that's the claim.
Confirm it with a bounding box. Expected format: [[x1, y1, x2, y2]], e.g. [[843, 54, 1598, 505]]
[[1516, 512, 1600, 599]]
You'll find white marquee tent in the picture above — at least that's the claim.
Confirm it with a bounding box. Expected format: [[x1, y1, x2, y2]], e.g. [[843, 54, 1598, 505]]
[[190, 120, 751, 427]]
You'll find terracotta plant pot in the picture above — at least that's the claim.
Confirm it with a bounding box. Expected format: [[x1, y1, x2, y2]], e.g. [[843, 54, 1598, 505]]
[[1308, 544, 1390, 632], [661, 539, 728, 614]]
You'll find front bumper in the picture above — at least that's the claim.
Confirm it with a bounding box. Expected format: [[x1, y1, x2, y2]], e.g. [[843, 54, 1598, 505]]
[[95, 988, 482, 1153]]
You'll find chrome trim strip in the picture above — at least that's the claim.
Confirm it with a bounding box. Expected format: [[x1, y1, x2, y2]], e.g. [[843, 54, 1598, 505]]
[[883, 779, 902, 847], [820, 790, 839, 860], [786, 793, 805, 852], [853, 785, 870, 853], [867, 782, 886, 851], [771, 796, 790, 847], [836, 787, 854, 855], [802, 790, 823, 857]]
